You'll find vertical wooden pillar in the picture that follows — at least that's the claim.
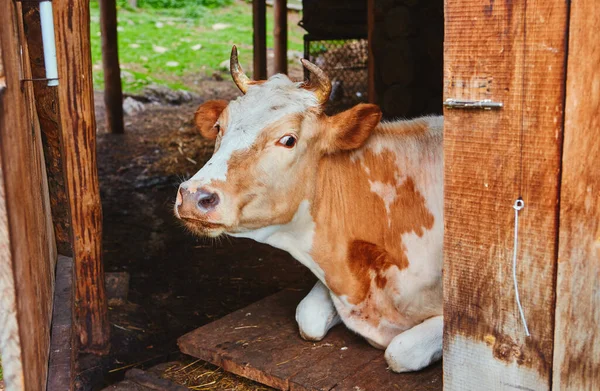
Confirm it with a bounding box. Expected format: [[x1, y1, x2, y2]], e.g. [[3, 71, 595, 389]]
[[100, 0, 124, 134], [367, 0, 376, 104], [54, 0, 110, 354], [443, 0, 568, 390], [21, 3, 73, 257], [552, 0, 600, 389], [273, 0, 287, 75], [253, 0, 267, 79]]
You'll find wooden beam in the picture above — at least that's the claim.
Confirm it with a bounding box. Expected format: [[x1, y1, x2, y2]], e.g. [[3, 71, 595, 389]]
[[443, 0, 568, 389], [46, 256, 75, 391], [53, 0, 110, 354], [21, 3, 73, 257], [0, 133, 25, 391], [273, 0, 287, 75], [0, 137, 26, 390], [100, 0, 124, 134], [0, 0, 57, 389], [552, 0, 600, 388], [253, 0, 267, 79], [367, 0, 376, 104]]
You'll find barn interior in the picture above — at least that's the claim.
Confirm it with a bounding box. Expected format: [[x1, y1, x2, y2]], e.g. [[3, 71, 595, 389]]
[[3, 0, 598, 390], [1, 0, 445, 389], [84, 0, 445, 389]]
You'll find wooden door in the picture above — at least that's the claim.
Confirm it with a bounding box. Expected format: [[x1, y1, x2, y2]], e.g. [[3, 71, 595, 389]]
[[0, 0, 57, 389], [552, 0, 600, 389], [443, 0, 568, 389]]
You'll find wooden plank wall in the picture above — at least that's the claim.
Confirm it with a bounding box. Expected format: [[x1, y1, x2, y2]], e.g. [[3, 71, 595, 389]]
[[21, 2, 73, 256], [443, 0, 568, 389], [47, 256, 76, 391], [552, 0, 600, 389], [0, 0, 57, 389], [21, 3, 73, 257], [0, 130, 25, 391]]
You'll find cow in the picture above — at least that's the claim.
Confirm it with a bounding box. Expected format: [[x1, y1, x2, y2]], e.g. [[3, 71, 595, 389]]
[[175, 46, 443, 373]]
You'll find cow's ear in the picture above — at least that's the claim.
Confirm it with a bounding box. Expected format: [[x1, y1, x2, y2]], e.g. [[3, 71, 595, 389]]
[[322, 104, 382, 153], [194, 100, 228, 140]]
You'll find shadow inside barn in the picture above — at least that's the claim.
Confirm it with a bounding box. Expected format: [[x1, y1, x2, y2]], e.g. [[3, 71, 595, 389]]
[[77, 83, 314, 390]]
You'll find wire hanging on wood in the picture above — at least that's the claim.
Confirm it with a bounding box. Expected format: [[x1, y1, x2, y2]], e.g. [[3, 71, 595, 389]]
[[512, 0, 530, 338]]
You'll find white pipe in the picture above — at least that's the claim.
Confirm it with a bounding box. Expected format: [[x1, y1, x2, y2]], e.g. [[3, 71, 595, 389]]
[[39, 1, 58, 86]]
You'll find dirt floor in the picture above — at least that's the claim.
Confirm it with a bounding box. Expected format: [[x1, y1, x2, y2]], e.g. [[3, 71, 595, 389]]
[[79, 68, 316, 390]]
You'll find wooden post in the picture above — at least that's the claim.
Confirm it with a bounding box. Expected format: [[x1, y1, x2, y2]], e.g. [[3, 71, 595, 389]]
[[443, 0, 568, 389], [21, 3, 73, 257], [552, 0, 600, 389], [367, 0, 376, 104], [0, 0, 57, 389], [273, 0, 287, 75], [253, 0, 267, 79], [100, 0, 124, 134], [53, 0, 110, 354]]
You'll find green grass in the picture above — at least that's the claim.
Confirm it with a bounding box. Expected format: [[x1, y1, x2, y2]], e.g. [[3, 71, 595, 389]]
[[90, 0, 305, 93], [0, 357, 3, 382]]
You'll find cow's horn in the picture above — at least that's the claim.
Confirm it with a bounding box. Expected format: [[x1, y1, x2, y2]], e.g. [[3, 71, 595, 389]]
[[230, 45, 250, 94], [301, 58, 331, 105]]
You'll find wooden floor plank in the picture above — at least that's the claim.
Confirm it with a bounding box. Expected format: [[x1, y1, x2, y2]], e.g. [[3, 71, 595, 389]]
[[332, 358, 442, 391], [179, 289, 307, 389], [179, 289, 442, 391], [288, 327, 381, 391], [179, 288, 305, 353], [234, 324, 376, 390]]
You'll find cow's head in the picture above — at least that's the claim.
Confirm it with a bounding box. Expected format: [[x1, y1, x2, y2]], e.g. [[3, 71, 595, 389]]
[[175, 46, 381, 237]]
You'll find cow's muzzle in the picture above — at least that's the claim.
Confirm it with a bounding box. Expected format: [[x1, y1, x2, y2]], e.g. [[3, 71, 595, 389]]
[[175, 185, 221, 220]]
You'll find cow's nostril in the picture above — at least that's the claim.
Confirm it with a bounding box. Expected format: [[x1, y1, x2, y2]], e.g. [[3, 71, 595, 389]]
[[198, 192, 219, 210]]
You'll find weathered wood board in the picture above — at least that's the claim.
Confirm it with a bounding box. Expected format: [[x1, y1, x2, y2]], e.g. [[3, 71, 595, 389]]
[[443, 0, 568, 389], [21, 3, 73, 257], [47, 256, 76, 391], [552, 0, 600, 389], [0, 0, 57, 389], [179, 289, 442, 391]]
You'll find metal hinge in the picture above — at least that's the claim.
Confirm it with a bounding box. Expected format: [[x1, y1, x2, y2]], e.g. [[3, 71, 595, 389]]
[[443, 99, 503, 110]]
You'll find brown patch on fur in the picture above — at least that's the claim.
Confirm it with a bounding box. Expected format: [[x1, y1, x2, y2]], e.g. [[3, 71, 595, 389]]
[[194, 100, 228, 140], [348, 240, 407, 298], [311, 136, 435, 305]]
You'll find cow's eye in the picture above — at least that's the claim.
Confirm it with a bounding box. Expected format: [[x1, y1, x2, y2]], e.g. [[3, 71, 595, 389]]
[[214, 123, 221, 133], [277, 135, 297, 148]]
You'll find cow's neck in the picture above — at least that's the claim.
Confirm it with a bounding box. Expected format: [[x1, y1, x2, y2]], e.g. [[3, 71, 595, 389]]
[[230, 198, 326, 282]]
